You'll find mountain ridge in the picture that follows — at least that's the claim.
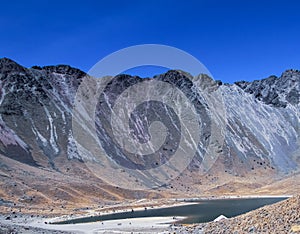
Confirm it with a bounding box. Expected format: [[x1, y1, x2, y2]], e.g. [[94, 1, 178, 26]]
[[0, 58, 299, 212], [0, 58, 298, 170]]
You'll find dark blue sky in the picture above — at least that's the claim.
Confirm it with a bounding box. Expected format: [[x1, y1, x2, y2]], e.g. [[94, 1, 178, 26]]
[[1, 0, 299, 83]]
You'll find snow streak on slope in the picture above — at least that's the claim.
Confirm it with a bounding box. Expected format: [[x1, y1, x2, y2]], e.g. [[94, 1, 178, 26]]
[[221, 84, 299, 173]]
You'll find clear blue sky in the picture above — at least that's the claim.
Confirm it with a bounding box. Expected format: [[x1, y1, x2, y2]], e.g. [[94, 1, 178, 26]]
[[0, 0, 299, 83]]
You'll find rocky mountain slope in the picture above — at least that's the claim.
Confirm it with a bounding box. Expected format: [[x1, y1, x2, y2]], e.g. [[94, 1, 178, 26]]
[[0, 58, 299, 212], [222, 69, 299, 174]]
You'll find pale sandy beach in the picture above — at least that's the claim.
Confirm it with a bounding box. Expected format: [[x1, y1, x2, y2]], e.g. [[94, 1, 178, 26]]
[[0, 214, 183, 234]]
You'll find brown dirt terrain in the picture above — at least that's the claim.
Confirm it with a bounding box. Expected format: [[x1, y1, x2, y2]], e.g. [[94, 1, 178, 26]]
[[1, 151, 299, 217]]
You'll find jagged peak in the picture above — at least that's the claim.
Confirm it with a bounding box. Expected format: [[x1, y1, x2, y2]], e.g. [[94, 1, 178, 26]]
[[280, 69, 300, 82], [0, 57, 26, 73], [160, 69, 194, 80], [282, 69, 300, 75], [0, 57, 15, 64], [234, 69, 300, 107], [31, 64, 86, 78]]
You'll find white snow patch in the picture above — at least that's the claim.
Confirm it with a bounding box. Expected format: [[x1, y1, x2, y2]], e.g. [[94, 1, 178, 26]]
[[214, 215, 228, 222]]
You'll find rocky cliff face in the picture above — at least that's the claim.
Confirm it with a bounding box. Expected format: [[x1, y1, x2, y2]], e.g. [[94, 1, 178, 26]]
[[0, 58, 299, 183], [0, 58, 85, 169], [221, 70, 299, 175]]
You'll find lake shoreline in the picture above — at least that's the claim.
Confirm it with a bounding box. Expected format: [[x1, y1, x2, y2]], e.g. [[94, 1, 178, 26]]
[[0, 195, 291, 233], [49, 194, 291, 224]]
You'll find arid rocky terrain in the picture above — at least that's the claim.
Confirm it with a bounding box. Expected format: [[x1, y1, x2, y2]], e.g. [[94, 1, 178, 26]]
[[0, 58, 299, 233]]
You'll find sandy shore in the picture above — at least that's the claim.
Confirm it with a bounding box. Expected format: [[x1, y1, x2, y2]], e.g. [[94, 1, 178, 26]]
[[48, 216, 183, 234], [0, 200, 190, 233], [0, 214, 183, 234]]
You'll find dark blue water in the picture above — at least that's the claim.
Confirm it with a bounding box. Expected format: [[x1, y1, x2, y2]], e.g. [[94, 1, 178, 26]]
[[52, 197, 287, 225]]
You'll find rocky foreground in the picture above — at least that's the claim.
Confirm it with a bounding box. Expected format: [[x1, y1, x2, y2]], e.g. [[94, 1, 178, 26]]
[[172, 195, 300, 233], [0, 223, 72, 234]]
